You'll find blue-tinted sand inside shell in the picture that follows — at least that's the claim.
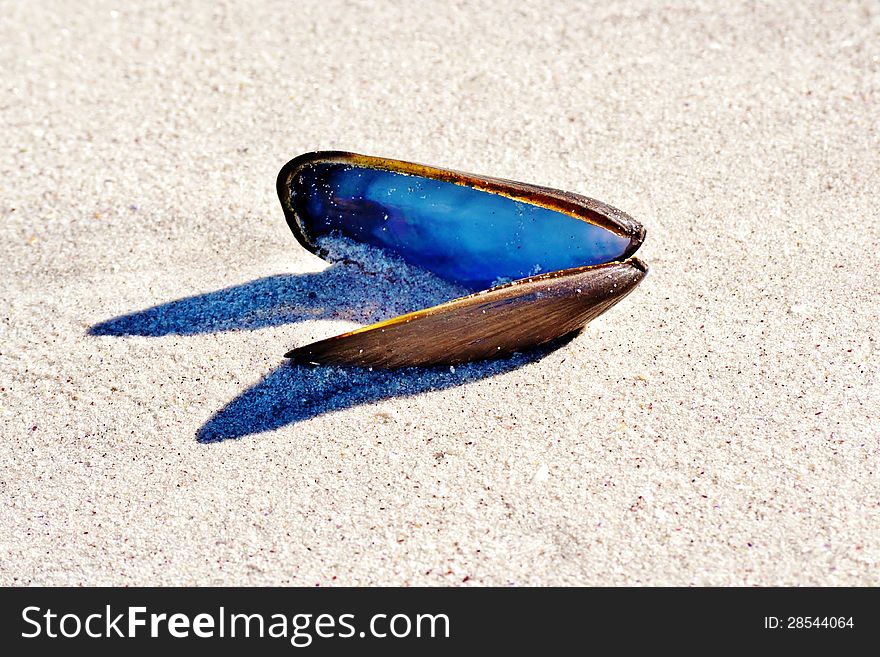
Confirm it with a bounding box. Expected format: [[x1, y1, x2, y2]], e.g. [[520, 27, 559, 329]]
[[292, 163, 632, 290]]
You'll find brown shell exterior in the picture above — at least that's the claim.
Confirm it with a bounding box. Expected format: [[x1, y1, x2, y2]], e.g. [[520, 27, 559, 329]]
[[285, 259, 646, 368]]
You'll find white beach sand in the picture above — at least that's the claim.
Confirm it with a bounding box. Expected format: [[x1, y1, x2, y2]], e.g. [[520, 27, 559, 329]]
[[1, 0, 878, 585]]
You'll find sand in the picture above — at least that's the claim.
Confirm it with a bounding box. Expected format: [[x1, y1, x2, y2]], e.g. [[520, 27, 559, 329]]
[[1, 0, 878, 585]]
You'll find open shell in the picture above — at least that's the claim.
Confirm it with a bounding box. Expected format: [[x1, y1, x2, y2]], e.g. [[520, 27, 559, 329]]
[[277, 151, 647, 367]]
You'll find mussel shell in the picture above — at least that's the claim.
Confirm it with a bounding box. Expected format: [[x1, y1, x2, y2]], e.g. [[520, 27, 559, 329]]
[[277, 152, 647, 367], [278, 152, 645, 279], [285, 258, 646, 368], [280, 153, 644, 290]]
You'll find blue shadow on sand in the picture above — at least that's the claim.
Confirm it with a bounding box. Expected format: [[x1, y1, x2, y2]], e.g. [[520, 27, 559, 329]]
[[195, 354, 547, 443], [90, 265, 573, 441], [89, 265, 397, 337]]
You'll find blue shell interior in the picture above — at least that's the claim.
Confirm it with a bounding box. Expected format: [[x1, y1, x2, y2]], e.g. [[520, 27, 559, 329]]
[[292, 163, 632, 291]]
